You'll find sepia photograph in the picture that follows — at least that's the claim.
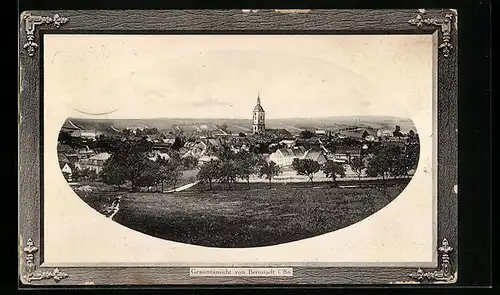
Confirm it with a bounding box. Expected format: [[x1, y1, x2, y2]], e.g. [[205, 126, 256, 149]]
[[58, 101, 420, 248], [45, 33, 433, 262], [19, 9, 458, 286]]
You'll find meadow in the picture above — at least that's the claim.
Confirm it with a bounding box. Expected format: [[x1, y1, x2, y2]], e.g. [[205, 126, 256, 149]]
[[110, 180, 409, 248]]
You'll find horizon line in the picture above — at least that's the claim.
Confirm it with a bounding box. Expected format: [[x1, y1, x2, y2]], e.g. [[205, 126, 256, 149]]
[[67, 115, 412, 121]]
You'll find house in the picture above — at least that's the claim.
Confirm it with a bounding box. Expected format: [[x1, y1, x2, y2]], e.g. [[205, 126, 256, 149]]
[[198, 155, 219, 166], [125, 126, 146, 135], [377, 129, 393, 138], [61, 163, 72, 176], [148, 150, 170, 162], [58, 153, 72, 177], [265, 129, 294, 140], [57, 144, 75, 154], [194, 141, 208, 154], [302, 149, 328, 165], [127, 135, 145, 142], [76, 147, 96, 160], [280, 139, 296, 148], [206, 137, 226, 150], [333, 146, 362, 163], [152, 143, 172, 153], [78, 152, 111, 174], [320, 144, 332, 154], [181, 149, 197, 159], [268, 146, 307, 167], [365, 135, 376, 142], [180, 141, 206, 159], [57, 144, 79, 163], [70, 130, 99, 140], [314, 130, 327, 136], [162, 138, 176, 145]]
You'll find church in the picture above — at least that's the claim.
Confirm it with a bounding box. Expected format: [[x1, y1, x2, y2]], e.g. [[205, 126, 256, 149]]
[[251, 94, 293, 139], [252, 93, 265, 134]]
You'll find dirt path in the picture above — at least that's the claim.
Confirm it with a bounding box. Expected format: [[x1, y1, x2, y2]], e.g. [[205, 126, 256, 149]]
[[107, 196, 122, 220], [166, 181, 200, 193]]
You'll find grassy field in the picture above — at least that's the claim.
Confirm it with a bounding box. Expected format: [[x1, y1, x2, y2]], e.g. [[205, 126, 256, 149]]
[[72, 182, 126, 217], [111, 181, 409, 248], [71, 168, 199, 215]]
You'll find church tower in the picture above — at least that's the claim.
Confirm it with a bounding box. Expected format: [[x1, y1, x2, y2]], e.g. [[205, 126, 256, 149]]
[[252, 93, 265, 134]]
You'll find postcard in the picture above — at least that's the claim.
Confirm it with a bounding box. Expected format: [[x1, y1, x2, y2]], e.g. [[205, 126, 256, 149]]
[[18, 9, 458, 286]]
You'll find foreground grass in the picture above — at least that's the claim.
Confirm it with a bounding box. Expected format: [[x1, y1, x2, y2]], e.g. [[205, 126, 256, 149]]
[[112, 181, 409, 248]]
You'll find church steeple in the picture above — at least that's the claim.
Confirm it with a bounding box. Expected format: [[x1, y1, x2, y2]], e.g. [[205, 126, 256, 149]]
[[252, 93, 265, 134]]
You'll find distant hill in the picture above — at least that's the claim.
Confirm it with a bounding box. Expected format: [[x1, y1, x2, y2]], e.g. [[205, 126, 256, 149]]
[[62, 116, 417, 136]]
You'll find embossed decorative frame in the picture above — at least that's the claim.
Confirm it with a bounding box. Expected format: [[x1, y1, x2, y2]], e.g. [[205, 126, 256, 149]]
[[18, 9, 458, 286]]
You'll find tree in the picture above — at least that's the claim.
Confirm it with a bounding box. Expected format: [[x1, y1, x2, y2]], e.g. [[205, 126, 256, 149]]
[[299, 130, 315, 139], [166, 166, 182, 191], [238, 132, 246, 137], [134, 128, 145, 137], [292, 158, 321, 186], [144, 128, 159, 135], [105, 139, 152, 191], [172, 137, 183, 150], [220, 162, 237, 189], [390, 143, 420, 179], [197, 159, 222, 190], [164, 152, 182, 190], [71, 169, 82, 182], [322, 160, 346, 187], [362, 130, 370, 139], [121, 128, 132, 137], [391, 152, 410, 179], [78, 168, 98, 183], [259, 161, 282, 188], [366, 146, 394, 182], [408, 129, 416, 137], [211, 147, 239, 190], [405, 143, 420, 172], [58, 131, 73, 145], [235, 151, 259, 189], [393, 125, 403, 137], [135, 160, 161, 192], [349, 157, 365, 182], [155, 156, 170, 192], [126, 153, 149, 190], [182, 155, 199, 170], [216, 146, 235, 161], [385, 145, 404, 177], [101, 159, 128, 190]]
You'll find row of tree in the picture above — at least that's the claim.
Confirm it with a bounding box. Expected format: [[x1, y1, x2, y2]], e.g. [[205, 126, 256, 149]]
[[295, 143, 419, 186], [99, 140, 198, 191], [197, 142, 419, 190], [196, 149, 280, 190], [95, 138, 418, 191]]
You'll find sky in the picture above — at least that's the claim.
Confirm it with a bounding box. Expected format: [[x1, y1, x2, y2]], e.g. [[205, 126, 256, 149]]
[[44, 34, 433, 119]]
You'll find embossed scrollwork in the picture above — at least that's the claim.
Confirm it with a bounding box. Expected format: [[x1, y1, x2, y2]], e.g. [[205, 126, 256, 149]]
[[408, 11, 455, 58], [22, 13, 68, 57], [21, 238, 69, 283], [408, 238, 455, 283]]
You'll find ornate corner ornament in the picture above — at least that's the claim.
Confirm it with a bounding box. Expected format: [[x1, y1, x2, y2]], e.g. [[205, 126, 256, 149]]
[[22, 238, 69, 283], [22, 13, 68, 57], [408, 238, 454, 283], [408, 12, 454, 58]]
